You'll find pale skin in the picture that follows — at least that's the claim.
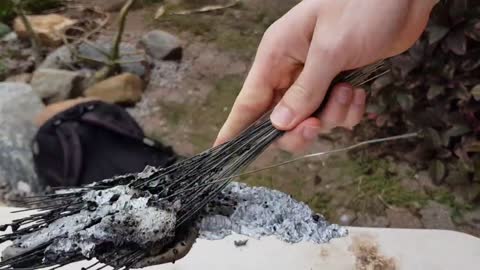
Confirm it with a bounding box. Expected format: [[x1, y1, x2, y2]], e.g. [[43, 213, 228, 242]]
[[214, 0, 438, 152]]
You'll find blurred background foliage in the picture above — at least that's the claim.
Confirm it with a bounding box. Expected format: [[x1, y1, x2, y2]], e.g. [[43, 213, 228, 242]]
[[364, 0, 480, 184], [0, 0, 63, 22]]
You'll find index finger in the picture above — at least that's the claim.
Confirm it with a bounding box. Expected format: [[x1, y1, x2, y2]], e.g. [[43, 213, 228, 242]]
[[213, 40, 279, 146], [214, 3, 314, 146]]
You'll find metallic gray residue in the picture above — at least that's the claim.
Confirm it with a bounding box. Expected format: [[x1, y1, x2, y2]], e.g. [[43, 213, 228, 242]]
[[198, 182, 347, 244], [4, 185, 178, 261]]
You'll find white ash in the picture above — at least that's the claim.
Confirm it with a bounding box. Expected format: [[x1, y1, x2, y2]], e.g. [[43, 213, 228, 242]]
[[3, 185, 178, 262], [198, 182, 347, 244]]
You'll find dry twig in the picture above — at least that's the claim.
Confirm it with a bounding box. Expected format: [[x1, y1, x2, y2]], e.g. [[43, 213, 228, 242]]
[[170, 0, 240, 15]]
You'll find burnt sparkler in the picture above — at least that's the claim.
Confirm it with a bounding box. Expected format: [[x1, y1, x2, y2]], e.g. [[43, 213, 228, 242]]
[[0, 62, 392, 269]]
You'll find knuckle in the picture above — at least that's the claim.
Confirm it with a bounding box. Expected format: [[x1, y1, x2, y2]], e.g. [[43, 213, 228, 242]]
[[257, 26, 283, 66], [312, 40, 342, 60], [262, 22, 280, 42], [311, 34, 349, 66]]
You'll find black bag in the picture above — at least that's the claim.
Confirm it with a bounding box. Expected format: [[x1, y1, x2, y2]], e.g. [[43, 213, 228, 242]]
[[32, 100, 177, 188]]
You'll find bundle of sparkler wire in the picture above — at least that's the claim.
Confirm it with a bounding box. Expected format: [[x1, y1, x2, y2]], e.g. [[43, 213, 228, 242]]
[[0, 61, 390, 269]]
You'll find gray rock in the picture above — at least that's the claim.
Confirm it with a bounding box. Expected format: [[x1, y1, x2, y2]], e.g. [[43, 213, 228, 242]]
[[5, 73, 32, 84], [0, 83, 44, 194], [415, 170, 438, 191], [1, 32, 18, 43], [0, 22, 11, 38], [463, 208, 480, 230], [39, 45, 75, 70], [399, 178, 425, 194], [140, 30, 182, 61], [395, 161, 414, 177], [419, 201, 456, 230], [77, 41, 146, 77], [444, 166, 470, 186], [31, 69, 81, 103], [39, 41, 147, 78], [386, 208, 423, 228]]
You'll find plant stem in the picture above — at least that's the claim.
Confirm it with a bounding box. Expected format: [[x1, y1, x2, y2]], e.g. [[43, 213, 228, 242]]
[[13, 4, 43, 66], [111, 0, 135, 63], [92, 0, 135, 82]]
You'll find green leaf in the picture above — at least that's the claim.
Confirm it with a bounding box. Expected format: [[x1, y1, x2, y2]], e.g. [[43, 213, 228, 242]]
[[427, 85, 445, 100], [450, 84, 471, 101], [444, 124, 471, 137], [465, 20, 480, 41], [437, 148, 452, 159], [445, 29, 467, 55], [461, 58, 480, 71], [395, 93, 414, 111], [371, 74, 392, 94], [449, 0, 468, 24], [471, 85, 480, 101], [366, 103, 385, 114], [0, 22, 10, 38], [425, 127, 443, 148], [442, 61, 456, 80], [427, 25, 449, 44], [429, 160, 446, 184], [391, 55, 418, 79], [442, 125, 471, 146]]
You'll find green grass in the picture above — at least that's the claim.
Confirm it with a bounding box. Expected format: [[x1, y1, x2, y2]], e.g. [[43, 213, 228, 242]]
[[159, 101, 188, 127], [302, 155, 473, 220], [308, 192, 333, 217], [0, 0, 62, 22], [157, 74, 243, 151], [190, 74, 243, 148], [431, 189, 473, 220], [349, 159, 428, 209]]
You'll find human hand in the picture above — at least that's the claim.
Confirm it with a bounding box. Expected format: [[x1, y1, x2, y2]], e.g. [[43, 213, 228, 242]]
[[215, 0, 437, 152]]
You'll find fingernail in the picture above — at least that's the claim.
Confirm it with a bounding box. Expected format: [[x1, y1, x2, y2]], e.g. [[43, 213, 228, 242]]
[[303, 126, 320, 140], [353, 89, 366, 106], [271, 105, 294, 128], [335, 86, 352, 105]]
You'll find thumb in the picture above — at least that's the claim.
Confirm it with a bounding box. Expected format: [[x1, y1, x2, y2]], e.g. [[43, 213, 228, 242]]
[[270, 37, 343, 130]]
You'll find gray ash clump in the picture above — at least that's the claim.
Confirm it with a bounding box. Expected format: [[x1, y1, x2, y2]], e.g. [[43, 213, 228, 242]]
[[198, 182, 347, 243], [2, 185, 179, 266]]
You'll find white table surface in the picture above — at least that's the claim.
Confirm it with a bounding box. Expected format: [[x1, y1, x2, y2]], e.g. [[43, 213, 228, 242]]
[[0, 207, 478, 269]]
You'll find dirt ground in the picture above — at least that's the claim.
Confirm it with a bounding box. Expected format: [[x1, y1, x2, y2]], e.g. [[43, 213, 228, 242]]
[[7, 0, 480, 236]]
